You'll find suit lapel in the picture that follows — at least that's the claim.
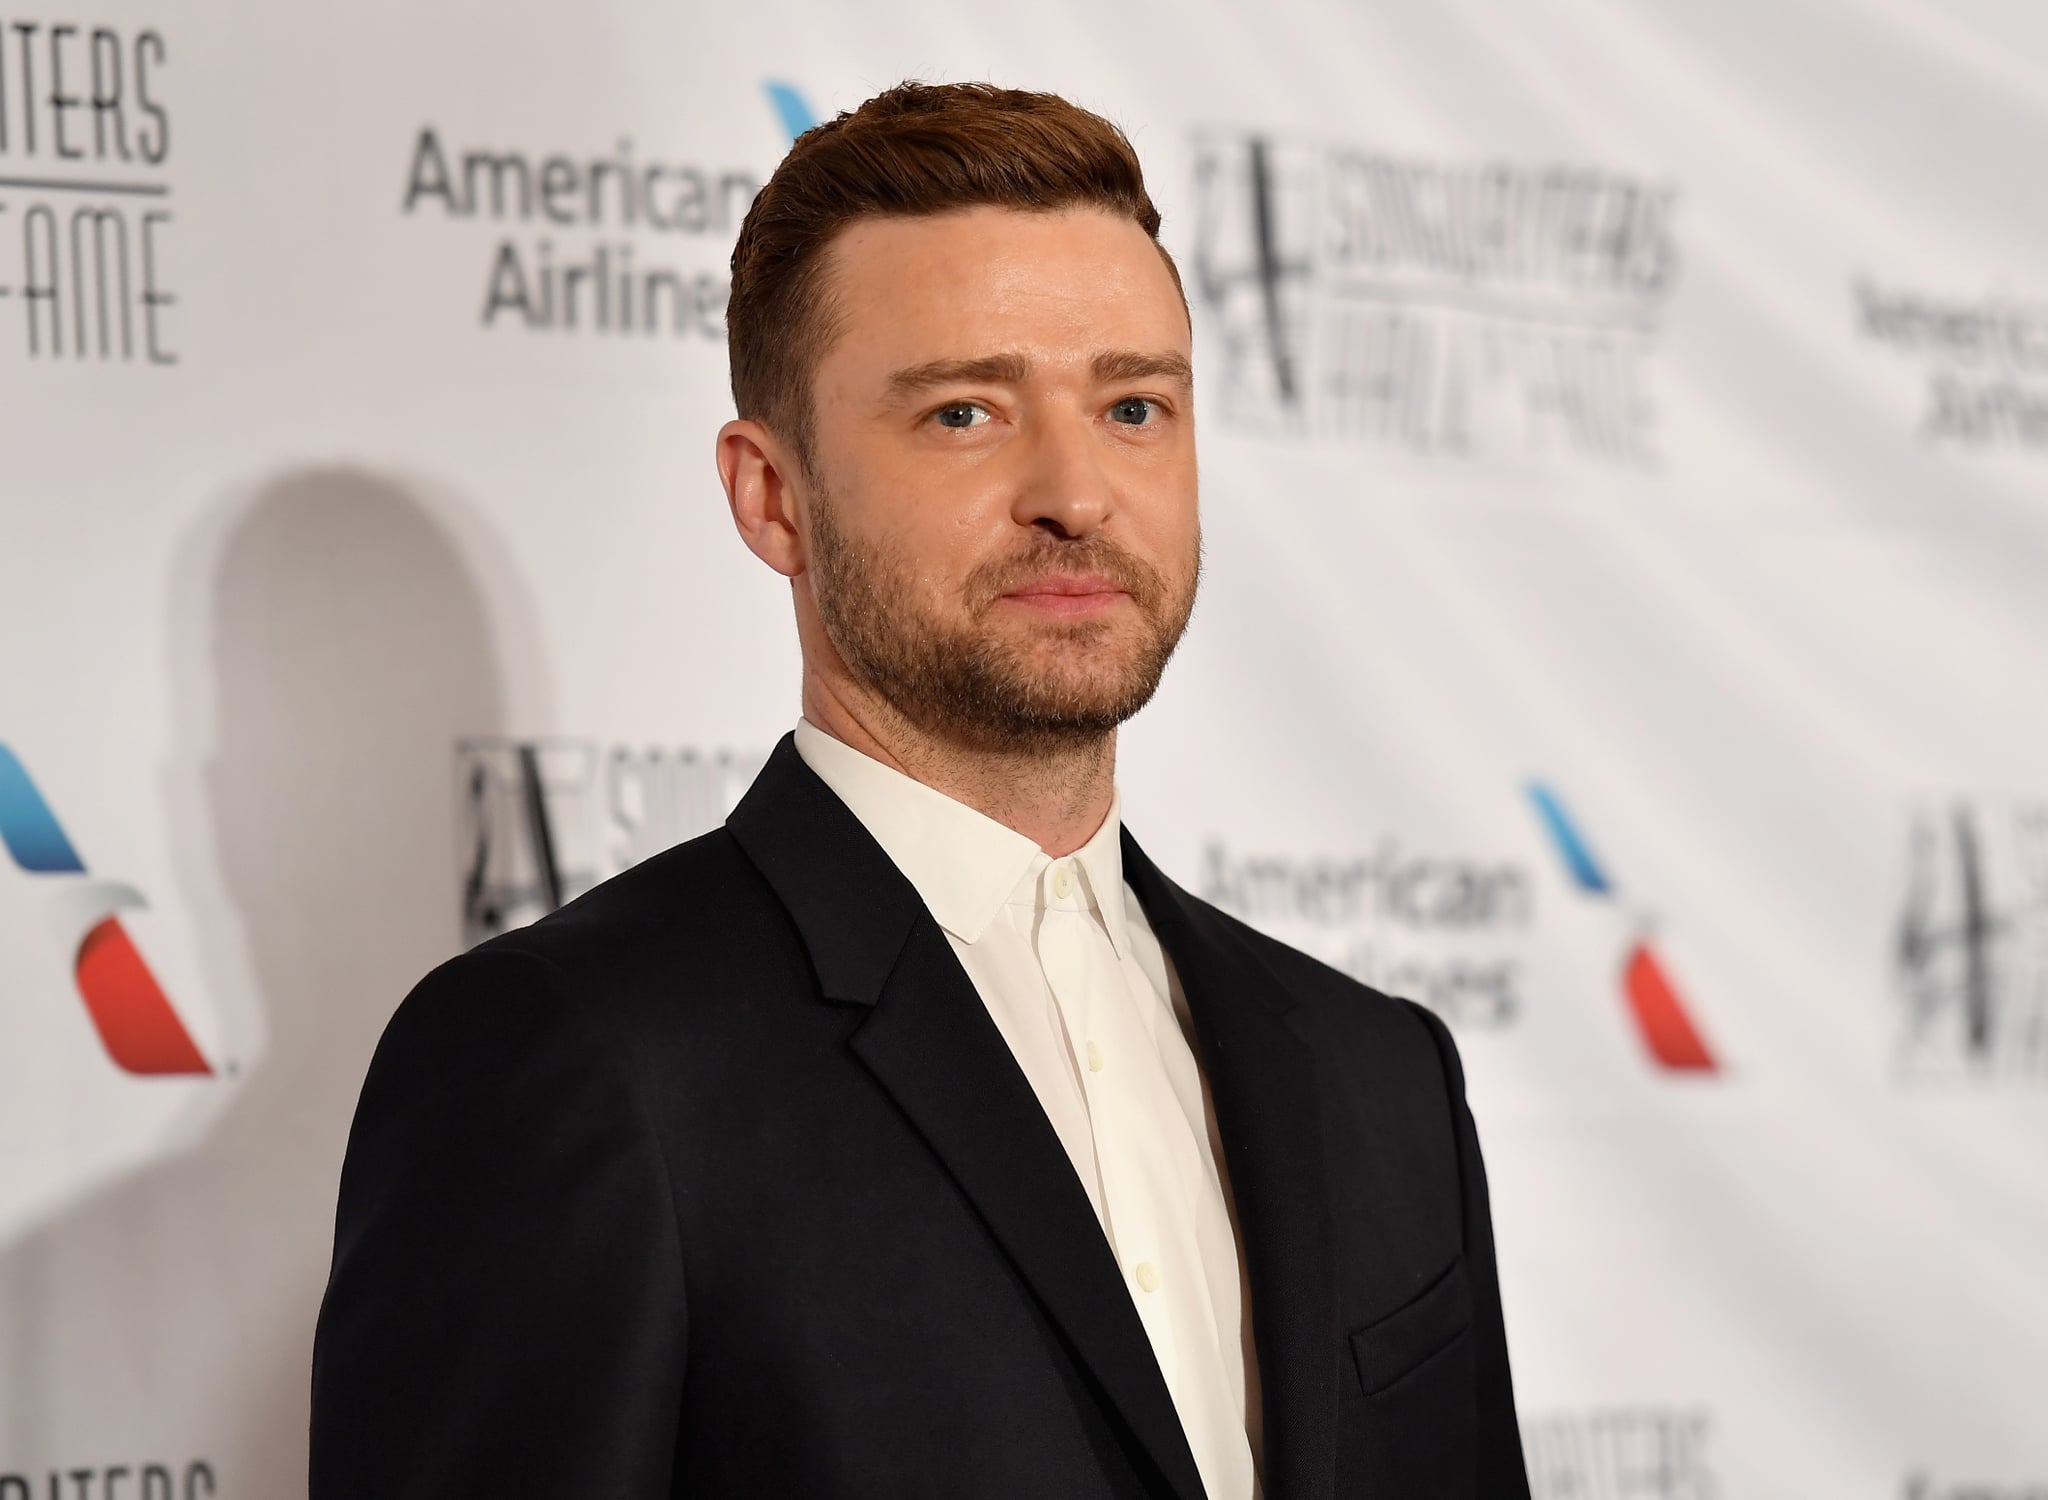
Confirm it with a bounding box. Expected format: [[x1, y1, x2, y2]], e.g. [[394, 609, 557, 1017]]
[[1123, 830, 1340, 1500], [851, 925, 1210, 1500], [728, 738, 1208, 1500]]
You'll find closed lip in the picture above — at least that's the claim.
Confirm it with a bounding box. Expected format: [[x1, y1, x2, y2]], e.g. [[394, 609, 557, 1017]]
[[999, 574, 1129, 599]]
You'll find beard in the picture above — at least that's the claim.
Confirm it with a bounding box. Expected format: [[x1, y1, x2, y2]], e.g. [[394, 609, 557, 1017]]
[[806, 488, 1199, 755]]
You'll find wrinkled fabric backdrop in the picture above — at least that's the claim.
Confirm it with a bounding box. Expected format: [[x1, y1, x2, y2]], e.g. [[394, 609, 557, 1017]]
[[2, 1, 2044, 1495]]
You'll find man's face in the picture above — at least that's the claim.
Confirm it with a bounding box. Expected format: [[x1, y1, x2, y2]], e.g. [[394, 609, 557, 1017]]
[[798, 205, 1200, 753]]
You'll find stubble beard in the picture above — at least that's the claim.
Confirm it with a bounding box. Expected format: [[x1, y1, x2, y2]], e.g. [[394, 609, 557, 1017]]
[[806, 485, 1200, 757]]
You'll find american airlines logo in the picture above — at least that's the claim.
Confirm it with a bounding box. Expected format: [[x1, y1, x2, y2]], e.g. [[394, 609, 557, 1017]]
[[0, 744, 210, 1075], [1529, 782, 1718, 1074], [764, 80, 818, 143]]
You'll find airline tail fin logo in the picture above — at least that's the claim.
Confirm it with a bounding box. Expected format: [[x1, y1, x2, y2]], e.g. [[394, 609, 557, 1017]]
[[763, 82, 818, 146], [0, 745, 211, 1076], [1529, 782, 1718, 1073]]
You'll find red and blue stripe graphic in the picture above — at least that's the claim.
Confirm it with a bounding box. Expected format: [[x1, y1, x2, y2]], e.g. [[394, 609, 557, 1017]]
[[0, 744, 211, 1076], [1528, 782, 1718, 1074]]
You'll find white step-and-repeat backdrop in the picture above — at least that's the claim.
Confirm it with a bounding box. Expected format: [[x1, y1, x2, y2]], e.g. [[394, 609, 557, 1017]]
[[3, 1, 2044, 1494]]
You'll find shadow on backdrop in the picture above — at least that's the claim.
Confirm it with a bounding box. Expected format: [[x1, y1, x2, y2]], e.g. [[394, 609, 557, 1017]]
[[0, 469, 533, 1492]]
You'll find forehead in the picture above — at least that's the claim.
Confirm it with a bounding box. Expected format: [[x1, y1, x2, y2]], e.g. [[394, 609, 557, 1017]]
[[815, 206, 1190, 380]]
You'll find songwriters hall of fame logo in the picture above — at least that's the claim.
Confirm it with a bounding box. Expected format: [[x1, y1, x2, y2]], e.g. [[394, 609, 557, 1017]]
[[0, 1460, 217, 1500], [456, 737, 765, 945], [1523, 1406, 1715, 1500], [1189, 132, 1679, 465], [0, 20, 179, 366], [1894, 798, 2048, 1083]]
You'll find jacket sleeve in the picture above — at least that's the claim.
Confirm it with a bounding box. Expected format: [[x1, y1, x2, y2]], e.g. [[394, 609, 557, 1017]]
[[310, 946, 687, 1498], [1409, 1001, 1532, 1500]]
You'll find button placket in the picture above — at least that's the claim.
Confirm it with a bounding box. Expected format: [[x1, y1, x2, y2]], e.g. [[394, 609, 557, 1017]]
[[993, 845, 1258, 1499], [1040, 897, 1103, 1079]]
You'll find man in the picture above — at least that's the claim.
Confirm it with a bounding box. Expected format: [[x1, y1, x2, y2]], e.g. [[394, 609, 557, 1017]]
[[311, 82, 1528, 1499]]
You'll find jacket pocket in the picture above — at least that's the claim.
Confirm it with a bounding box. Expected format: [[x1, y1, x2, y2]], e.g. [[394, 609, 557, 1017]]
[[1349, 1255, 1473, 1397], [1341, 1257, 1477, 1497]]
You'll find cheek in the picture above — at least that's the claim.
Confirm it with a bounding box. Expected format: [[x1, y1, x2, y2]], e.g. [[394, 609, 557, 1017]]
[[1124, 464, 1201, 553], [854, 491, 993, 599], [866, 466, 1016, 571]]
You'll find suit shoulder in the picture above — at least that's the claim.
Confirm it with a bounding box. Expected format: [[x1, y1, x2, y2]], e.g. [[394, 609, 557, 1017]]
[[482, 824, 794, 979], [357, 829, 803, 1123], [398, 827, 807, 1050], [1174, 888, 1451, 1071]]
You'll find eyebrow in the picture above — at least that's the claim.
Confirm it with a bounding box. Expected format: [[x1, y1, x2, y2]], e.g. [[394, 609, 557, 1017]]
[[885, 352, 1032, 399], [882, 349, 1194, 401], [1089, 350, 1193, 387]]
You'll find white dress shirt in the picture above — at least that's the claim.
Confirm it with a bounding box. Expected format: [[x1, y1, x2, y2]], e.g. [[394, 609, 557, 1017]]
[[794, 719, 1262, 1500]]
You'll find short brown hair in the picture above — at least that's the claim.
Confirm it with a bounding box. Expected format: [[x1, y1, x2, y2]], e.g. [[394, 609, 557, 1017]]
[[726, 81, 1181, 468]]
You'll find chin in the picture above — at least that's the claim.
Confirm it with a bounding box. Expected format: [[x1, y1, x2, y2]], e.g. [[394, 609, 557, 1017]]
[[999, 610, 1139, 653], [1014, 663, 1160, 722]]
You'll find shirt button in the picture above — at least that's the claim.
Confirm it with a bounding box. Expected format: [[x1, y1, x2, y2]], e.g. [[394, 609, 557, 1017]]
[[1053, 865, 1073, 900], [1086, 1040, 1104, 1073], [1135, 1261, 1161, 1293]]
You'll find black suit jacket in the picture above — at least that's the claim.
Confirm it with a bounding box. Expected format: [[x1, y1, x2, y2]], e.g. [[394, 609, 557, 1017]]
[[310, 736, 1530, 1498]]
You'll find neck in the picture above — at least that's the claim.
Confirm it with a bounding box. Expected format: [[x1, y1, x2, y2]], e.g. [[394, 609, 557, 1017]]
[[801, 670, 1116, 857]]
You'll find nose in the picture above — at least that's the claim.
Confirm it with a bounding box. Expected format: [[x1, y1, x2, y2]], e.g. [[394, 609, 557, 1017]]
[[1011, 407, 1115, 540]]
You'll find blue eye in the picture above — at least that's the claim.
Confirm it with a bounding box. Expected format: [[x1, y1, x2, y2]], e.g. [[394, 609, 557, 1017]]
[[934, 403, 988, 429], [1109, 397, 1157, 425]]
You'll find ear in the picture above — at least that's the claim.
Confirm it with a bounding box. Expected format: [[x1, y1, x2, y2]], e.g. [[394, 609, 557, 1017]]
[[716, 418, 809, 578]]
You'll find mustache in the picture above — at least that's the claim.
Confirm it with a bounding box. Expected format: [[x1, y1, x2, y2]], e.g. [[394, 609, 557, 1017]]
[[963, 534, 1168, 613]]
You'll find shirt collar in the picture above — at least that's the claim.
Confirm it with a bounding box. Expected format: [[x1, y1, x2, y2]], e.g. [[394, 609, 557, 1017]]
[[792, 718, 1130, 956], [1057, 788, 1132, 958]]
